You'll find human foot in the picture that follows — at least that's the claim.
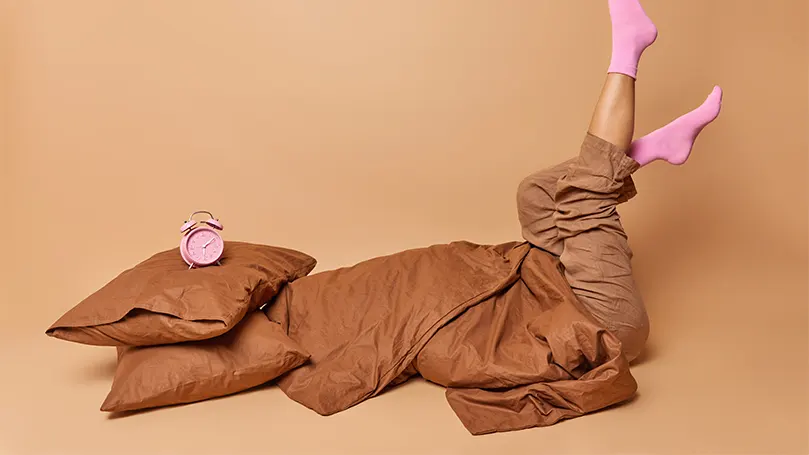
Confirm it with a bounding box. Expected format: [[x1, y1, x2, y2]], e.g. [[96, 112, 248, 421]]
[[607, 0, 658, 79], [629, 86, 723, 166]]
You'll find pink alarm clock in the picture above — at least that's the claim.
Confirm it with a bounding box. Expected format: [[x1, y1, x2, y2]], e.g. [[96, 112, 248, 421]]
[[179, 211, 224, 269]]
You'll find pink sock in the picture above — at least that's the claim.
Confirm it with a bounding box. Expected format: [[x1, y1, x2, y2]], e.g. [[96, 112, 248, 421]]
[[608, 0, 658, 79], [629, 86, 723, 166]]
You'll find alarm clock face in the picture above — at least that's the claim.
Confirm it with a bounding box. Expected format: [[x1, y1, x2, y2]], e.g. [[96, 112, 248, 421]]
[[184, 227, 224, 266]]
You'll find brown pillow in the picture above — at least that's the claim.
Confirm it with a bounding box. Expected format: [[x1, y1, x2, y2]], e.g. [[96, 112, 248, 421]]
[[101, 311, 309, 412], [46, 242, 316, 346]]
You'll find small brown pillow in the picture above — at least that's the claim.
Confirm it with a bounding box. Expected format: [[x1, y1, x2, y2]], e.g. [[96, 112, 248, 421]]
[[101, 311, 309, 412], [46, 242, 316, 346]]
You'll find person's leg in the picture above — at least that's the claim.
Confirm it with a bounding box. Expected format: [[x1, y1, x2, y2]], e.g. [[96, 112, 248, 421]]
[[590, 0, 657, 146], [554, 137, 647, 361], [588, 75, 638, 149], [519, 0, 722, 361], [517, 0, 654, 256], [557, 0, 722, 361], [553, 0, 657, 361], [516, 75, 637, 256], [517, 136, 648, 362]]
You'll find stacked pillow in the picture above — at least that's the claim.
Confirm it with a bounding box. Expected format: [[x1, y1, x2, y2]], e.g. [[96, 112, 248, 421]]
[[47, 241, 316, 412]]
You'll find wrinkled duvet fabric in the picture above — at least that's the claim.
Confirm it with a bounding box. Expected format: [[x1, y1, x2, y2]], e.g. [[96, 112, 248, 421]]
[[265, 240, 636, 435]]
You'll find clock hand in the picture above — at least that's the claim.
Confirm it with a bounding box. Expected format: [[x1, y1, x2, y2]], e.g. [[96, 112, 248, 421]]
[[203, 238, 215, 247]]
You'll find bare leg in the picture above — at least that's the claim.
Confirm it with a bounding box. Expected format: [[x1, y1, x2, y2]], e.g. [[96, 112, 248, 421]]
[[588, 74, 637, 150]]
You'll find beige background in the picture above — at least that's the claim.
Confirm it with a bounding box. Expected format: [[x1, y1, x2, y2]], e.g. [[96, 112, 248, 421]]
[[2, 0, 807, 454]]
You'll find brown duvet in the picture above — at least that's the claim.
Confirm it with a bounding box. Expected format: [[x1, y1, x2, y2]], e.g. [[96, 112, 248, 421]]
[[265, 239, 636, 435]]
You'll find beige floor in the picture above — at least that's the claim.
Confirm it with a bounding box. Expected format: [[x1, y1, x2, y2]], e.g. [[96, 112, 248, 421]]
[[2, 0, 807, 454]]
